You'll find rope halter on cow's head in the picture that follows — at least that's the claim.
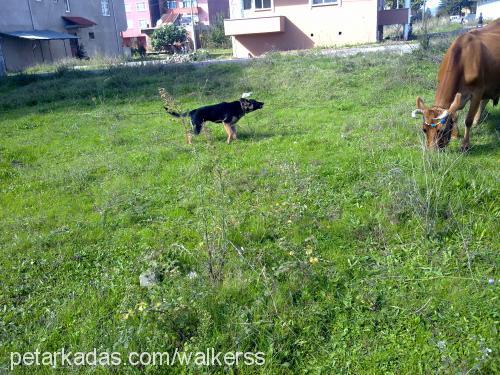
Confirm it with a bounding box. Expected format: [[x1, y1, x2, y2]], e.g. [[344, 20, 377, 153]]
[[411, 93, 462, 149]]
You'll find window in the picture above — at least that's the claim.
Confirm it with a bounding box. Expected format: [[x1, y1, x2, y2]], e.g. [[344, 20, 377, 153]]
[[181, 0, 196, 7], [125, 3, 131, 12], [89, 32, 95, 39], [127, 19, 134, 28], [101, 0, 110, 16], [165, 1, 177, 8], [311, 0, 336, 5], [136, 2, 146, 11], [243, 0, 271, 10], [139, 19, 148, 28], [179, 15, 198, 25], [64, 0, 70, 12], [255, 0, 271, 8]]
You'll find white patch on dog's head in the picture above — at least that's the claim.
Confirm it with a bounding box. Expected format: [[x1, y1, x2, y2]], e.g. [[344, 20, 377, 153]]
[[241, 92, 252, 98]]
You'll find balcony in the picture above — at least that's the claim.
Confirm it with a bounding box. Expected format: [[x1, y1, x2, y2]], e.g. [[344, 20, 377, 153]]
[[224, 16, 285, 36]]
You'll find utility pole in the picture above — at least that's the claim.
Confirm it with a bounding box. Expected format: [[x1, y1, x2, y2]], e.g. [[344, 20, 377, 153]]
[[191, 0, 197, 51], [423, 0, 427, 36], [403, 0, 410, 40], [0, 39, 6, 77], [109, 0, 122, 55], [26, 0, 35, 30]]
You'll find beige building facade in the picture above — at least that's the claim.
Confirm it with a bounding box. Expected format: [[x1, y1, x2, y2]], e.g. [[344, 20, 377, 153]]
[[225, 0, 409, 58], [0, 0, 127, 72]]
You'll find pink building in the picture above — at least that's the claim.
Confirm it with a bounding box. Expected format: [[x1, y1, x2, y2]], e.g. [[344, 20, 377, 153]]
[[224, 0, 410, 58], [122, 0, 160, 48], [160, 0, 228, 26], [123, 0, 228, 50]]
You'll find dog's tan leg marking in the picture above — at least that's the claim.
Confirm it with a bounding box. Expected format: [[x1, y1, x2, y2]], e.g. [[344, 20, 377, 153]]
[[223, 123, 232, 144], [231, 125, 237, 140]]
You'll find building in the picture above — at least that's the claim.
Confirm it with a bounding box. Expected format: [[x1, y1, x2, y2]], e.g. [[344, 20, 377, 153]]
[[125, 0, 228, 50], [0, 0, 126, 72], [122, 0, 160, 49], [160, 0, 229, 26], [224, 0, 410, 58], [475, 0, 500, 20]]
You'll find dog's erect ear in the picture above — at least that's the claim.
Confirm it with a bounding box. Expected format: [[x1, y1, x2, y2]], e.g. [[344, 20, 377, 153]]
[[241, 92, 252, 98], [240, 98, 252, 110]]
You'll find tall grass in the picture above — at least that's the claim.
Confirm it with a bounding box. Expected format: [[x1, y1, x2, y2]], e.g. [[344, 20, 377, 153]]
[[0, 38, 498, 373]]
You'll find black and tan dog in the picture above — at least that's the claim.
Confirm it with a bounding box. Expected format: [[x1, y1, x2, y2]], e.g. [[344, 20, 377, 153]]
[[165, 96, 264, 144]]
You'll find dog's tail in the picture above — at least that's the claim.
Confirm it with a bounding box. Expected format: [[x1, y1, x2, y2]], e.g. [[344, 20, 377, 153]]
[[164, 107, 188, 118]]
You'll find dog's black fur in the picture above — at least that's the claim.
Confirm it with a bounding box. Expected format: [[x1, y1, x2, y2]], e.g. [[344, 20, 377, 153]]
[[165, 98, 264, 142]]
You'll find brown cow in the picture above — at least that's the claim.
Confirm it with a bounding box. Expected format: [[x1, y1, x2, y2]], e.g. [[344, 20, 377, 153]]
[[412, 19, 500, 151]]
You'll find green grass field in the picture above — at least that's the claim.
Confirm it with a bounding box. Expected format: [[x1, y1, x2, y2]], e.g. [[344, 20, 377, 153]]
[[0, 42, 499, 373]]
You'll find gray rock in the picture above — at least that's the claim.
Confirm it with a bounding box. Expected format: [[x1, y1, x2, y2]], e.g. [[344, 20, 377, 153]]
[[139, 270, 159, 287]]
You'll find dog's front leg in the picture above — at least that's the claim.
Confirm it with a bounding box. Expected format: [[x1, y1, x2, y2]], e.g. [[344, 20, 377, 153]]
[[223, 123, 232, 144]]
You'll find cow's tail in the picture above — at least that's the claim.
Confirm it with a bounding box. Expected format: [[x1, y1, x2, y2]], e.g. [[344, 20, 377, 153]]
[[164, 107, 188, 118]]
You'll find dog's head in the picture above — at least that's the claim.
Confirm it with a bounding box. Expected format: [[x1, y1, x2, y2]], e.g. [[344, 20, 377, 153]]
[[240, 98, 264, 113]]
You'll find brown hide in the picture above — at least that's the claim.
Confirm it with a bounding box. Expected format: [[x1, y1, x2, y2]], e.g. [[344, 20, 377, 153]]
[[435, 19, 500, 110], [414, 19, 500, 150]]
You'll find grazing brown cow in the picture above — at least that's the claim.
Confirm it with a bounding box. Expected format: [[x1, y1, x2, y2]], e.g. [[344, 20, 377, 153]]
[[412, 19, 500, 151]]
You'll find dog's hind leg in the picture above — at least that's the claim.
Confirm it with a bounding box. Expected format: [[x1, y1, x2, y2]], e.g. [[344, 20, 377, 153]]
[[230, 125, 237, 140], [223, 123, 232, 144]]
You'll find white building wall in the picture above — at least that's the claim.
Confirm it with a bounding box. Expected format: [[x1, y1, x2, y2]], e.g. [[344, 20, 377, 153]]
[[477, 0, 500, 20]]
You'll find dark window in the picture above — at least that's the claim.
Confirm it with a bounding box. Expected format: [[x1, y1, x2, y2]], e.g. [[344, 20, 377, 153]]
[[312, 0, 336, 4], [243, 0, 251, 9], [89, 32, 95, 39], [255, 0, 271, 8]]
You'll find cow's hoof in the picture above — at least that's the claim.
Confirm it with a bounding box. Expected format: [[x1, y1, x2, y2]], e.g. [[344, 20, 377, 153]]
[[460, 144, 470, 152]]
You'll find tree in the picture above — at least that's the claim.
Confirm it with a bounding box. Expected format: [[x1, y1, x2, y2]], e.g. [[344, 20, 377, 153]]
[[438, 0, 473, 16], [205, 15, 231, 49], [383, 0, 424, 11], [76, 43, 88, 60], [151, 24, 187, 53]]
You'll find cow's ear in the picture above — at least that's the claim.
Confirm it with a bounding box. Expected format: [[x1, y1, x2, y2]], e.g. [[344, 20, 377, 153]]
[[416, 96, 427, 110], [448, 93, 462, 114]]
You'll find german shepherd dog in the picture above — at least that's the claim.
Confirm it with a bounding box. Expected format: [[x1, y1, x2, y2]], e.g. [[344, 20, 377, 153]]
[[165, 97, 264, 144]]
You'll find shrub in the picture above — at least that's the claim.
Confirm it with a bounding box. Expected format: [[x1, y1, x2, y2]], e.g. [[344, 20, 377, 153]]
[[76, 43, 88, 60], [151, 24, 188, 53], [200, 15, 231, 49]]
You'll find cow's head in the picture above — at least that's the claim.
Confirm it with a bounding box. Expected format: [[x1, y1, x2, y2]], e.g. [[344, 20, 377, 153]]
[[411, 93, 461, 150]]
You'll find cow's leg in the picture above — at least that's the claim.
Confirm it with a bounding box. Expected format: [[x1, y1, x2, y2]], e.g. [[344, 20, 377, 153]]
[[223, 123, 232, 144], [472, 99, 488, 126], [461, 97, 481, 152], [451, 123, 460, 139]]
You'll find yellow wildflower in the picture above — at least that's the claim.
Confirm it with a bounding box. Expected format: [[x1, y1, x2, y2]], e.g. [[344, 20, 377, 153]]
[[309, 257, 319, 265]]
